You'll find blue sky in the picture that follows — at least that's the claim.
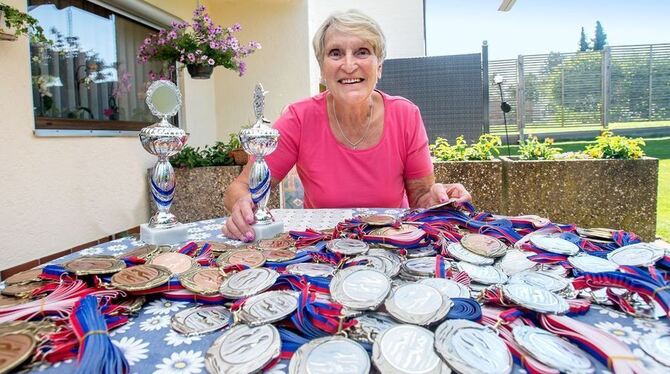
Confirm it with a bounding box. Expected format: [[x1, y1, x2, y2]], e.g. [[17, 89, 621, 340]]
[[426, 0, 670, 60]]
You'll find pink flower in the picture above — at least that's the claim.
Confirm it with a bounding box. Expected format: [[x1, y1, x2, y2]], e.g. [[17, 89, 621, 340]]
[[187, 53, 195, 62], [143, 38, 151, 45], [208, 58, 215, 65]]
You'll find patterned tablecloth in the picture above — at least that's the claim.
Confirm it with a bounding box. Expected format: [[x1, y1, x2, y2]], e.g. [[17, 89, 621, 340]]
[[18, 209, 669, 374]]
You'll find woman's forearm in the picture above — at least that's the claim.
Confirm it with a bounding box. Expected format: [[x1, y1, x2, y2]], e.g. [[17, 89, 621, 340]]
[[224, 178, 251, 213]]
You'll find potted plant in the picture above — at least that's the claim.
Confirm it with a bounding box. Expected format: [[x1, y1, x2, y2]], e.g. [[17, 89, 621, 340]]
[[0, 2, 49, 43], [225, 132, 248, 166], [137, 5, 261, 79]]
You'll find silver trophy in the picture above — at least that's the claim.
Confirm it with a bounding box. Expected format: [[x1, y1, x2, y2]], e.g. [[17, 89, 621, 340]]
[[239, 83, 284, 239], [138, 80, 189, 244]]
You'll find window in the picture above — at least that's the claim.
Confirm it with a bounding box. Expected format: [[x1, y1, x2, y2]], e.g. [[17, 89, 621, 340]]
[[29, 0, 177, 133]]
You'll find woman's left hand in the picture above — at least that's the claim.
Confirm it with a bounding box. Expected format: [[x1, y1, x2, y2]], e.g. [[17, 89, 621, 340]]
[[428, 183, 472, 206]]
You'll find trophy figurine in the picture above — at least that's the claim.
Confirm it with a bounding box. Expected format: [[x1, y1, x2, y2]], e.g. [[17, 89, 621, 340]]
[[138, 80, 189, 245], [239, 83, 284, 240]]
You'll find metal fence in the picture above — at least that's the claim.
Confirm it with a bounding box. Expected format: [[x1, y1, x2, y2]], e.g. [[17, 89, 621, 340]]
[[488, 43, 670, 136]]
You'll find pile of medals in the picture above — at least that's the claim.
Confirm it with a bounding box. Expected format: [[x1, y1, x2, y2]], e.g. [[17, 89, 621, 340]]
[[1, 203, 670, 374]]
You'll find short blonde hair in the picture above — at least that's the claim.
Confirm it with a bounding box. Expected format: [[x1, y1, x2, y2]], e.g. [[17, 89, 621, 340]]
[[312, 9, 386, 68]]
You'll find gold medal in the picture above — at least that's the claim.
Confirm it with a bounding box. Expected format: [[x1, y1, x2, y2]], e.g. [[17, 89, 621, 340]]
[[118, 245, 161, 260], [262, 249, 297, 262], [64, 255, 126, 276], [1, 282, 47, 298], [111, 264, 171, 291], [217, 249, 266, 268], [460, 234, 507, 258], [254, 236, 295, 251], [4, 269, 43, 285], [0, 333, 36, 373], [198, 241, 241, 253], [179, 267, 225, 295]]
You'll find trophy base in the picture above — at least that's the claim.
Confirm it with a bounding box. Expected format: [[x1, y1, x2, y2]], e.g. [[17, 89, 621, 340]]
[[252, 220, 284, 242], [140, 223, 188, 245]]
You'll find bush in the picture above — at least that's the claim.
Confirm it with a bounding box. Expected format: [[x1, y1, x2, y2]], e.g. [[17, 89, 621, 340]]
[[518, 136, 562, 160], [170, 142, 234, 168], [584, 130, 645, 159], [430, 134, 501, 161]]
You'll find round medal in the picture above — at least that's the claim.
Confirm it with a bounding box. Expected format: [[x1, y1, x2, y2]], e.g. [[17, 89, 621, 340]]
[[405, 245, 438, 258], [372, 325, 444, 374], [461, 234, 507, 258], [434, 319, 512, 374], [285, 263, 335, 278], [498, 249, 537, 276], [568, 253, 619, 273], [64, 255, 126, 275], [359, 214, 396, 226], [330, 266, 391, 310], [513, 326, 594, 373], [502, 284, 569, 314], [419, 278, 470, 298], [205, 324, 280, 374], [0, 333, 36, 373], [179, 267, 225, 295], [384, 283, 452, 325], [219, 268, 279, 299], [607, 242, 664, 266], [366, 248, 402, 277], [447, 242, 495, 265], [576, 227, 616, 241], [262, 248, 296, 262], [239, 290, 299, 326], [4, 268, 43, 285], [509, 271, 570, 293], [171, 305, 232, 337], [326, 238, 369, 256], [289, 336, 370, 374], [0, 294, 30, 308], [1, 282, 46, 298], [457, 262, 508, 285], [110, 264, 171, 291], [639, 333, 670, 367], [529, 235, 580, 256], [349, 312, 399, 344], [218, 249, 266, 268], [149, 252, 197, 275], [255, 237, 294, 251], [403, 257, 444, 277], [118, 244, 160, 260], [201, 241, 241, 253]]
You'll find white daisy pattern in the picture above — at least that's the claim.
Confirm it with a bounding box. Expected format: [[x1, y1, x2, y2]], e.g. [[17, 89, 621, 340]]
[[154, 350, 205, 374], [594, 305, 624, 319], [108, 244, 129, 252], [182, 222, 199, 228], [633, 318, 670, 334], [633, 348, 665, 372], [187, 232, 213, 241], [110, 320, 135, 337], [79, 247, 104, 256], [201, 224, 222, 231], [594, 321, 642, 345], [113, 336, 150, 366], [144, 299, 189, 315], [199, 219, 217, 224], [187, 227, 205, 233], [164, 330, 202, 347], [129, 239, 146, 247], [140, 315, 171, 331]]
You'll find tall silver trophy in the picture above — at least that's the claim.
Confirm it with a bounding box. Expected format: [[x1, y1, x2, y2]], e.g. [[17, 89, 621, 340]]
[[139, 80, 189, 245], [240, 83, 284, 240]]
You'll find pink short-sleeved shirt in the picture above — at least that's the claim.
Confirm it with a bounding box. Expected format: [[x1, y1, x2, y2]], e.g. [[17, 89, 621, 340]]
[[265, 90, 433, 208]]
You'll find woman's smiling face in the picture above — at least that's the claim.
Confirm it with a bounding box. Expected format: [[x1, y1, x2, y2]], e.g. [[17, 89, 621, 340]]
[[321, 28, 382, 105]]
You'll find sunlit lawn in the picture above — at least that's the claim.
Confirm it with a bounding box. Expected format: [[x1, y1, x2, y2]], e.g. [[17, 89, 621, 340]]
[[502, 137, 670, 240]]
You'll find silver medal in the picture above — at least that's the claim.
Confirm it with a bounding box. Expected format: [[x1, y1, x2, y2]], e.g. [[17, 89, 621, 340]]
[[639, 333, 670, 367], [406, 245, 438, 258], [403, 257, 444, 277], [346, 255, 386, 273], [434, 319, 512, 374], [330, 266, 391, 310], [385, 283, 452, 325], [326, 238, 369, 256], [289, 336, 370, 374], [349, 312, 399, 344], [285, 263, 335, 278], [457, 262, 508, 285], [205, 323, 280, 374], [498, 249, 537, 276], [170, 306, 232, 337], [607, 242, 664, 266], [529, 235, 580, 256], [219, 267, 279, 299], [372, 324, 445, 374], [447, 242, 494, 265], [509, 271, 570, 293], [513, 325, 594, 373], [239, 290, 298, 327], [568, 253, 619, 273], [367, 248, 402, 277], [419, 277, 470, 298], [502, 283, 569, 314]]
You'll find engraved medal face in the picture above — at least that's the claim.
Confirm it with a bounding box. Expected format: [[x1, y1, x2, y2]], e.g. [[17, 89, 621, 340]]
[[346, 255, 386, 273], [434, 319, 512, 374], [149, 252, 196, 275], [285, 263, 335, 278], [262, 249, 296, 262], [513, 326, 594, 373], [405, 245, 438, 258], [509, 271, 569, 293], [498, 249, 537, 276], [639, 333, 670, 367], [201, 241, 241, 253], [239, 290, 298, 326], [461, 234, 507, 258], [219, 268, 279, 299], [111, 264, 171, 291], [576, 227, 615, 241], [289, 336, 370, 374], [447, 242, 495, 265], [330, 266, 391, 310], [0, 295, 30, 308], [64, 255, 126, 275], [385, 283, 452, 325], [1, 282, 46, 298], [171, 306, 232, 337], [4, 268, 43, 285], [568, 253, 619, 273], [367, 248, 402, 277], [529, 235, 580, 256], [502, 284, 569, 314], [419, 278, 470, 298], [119, 244, 160, 260], [205, 324, 280, 374], [326, 238, 369, 256], [403, 257, 440, 276], [607, 242, 664, 266], [179, 267, 224, 295], [350, 313, 399, 344], [359, 214, 396, 226], [0, 333, 36, 373], [255, 237, 294, 251], [218, 249, 266, 268], [372, 325, 443, 374], [457, 262, 508, 285]]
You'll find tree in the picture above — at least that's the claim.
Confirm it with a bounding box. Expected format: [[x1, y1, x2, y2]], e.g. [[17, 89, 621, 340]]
[[592, 21, 607, 51], [579, 27, 589, 51]]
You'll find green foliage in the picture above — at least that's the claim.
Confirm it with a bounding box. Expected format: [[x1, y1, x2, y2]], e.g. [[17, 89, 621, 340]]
[[0, 3, 50, 44], [430, 134, 501, 161], [226, 132, 242, 150], [518, 136, 562, 160], [170, 143, 234, 168], [584, 130, 645, 159], [592, 21, 607, 51], [579, 27, 589, 52]]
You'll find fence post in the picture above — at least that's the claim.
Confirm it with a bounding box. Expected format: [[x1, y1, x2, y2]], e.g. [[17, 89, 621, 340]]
[[601, 46, 611, 128], [482, 41, 490, 134], [516, 55, 525, 142]]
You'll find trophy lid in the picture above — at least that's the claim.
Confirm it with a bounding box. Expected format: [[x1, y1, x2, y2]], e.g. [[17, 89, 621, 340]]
[[146, 80, 181, 120]]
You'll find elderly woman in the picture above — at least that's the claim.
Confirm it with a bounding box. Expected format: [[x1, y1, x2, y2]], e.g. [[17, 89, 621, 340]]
[[223, 9, 471, 241]]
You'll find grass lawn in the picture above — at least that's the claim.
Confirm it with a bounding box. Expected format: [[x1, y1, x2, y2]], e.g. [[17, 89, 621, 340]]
[[501, 136, 670, 240]]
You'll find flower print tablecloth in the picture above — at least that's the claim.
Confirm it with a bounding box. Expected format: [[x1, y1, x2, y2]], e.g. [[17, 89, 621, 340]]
[[18, 209, 669, 374]]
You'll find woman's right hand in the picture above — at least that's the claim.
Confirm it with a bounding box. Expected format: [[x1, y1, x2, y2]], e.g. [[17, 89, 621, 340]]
[[222, 195, 256, 242]]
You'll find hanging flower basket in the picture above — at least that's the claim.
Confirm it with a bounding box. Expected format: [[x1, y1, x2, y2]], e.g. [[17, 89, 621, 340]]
[[186, 64, 214, 79]]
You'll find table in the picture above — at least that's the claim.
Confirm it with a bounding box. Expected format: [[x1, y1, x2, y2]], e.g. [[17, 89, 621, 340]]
[[15, 209, 670, 373]]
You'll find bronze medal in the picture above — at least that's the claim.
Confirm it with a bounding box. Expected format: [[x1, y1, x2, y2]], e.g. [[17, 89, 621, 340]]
[[114, 296, 146, 315], [359, 214, 396, 226], [118, 245, 160, 260], [460, 234, 507, 258], [262, 249, 296, 262], [1, 282, 47, 298], [218, 249, 266, 268], [64, 255, 126, 276], [111, 264, 171, 291], [149, 252, 197, 275], [179, 267, 225, 295], [4, 269, 43, 285], [0, 333, 36, 373], [199, 241, 240, 253], [254, 237, 294, 251], [368, 224, 421, 248], [0, 295, 29, 309]]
